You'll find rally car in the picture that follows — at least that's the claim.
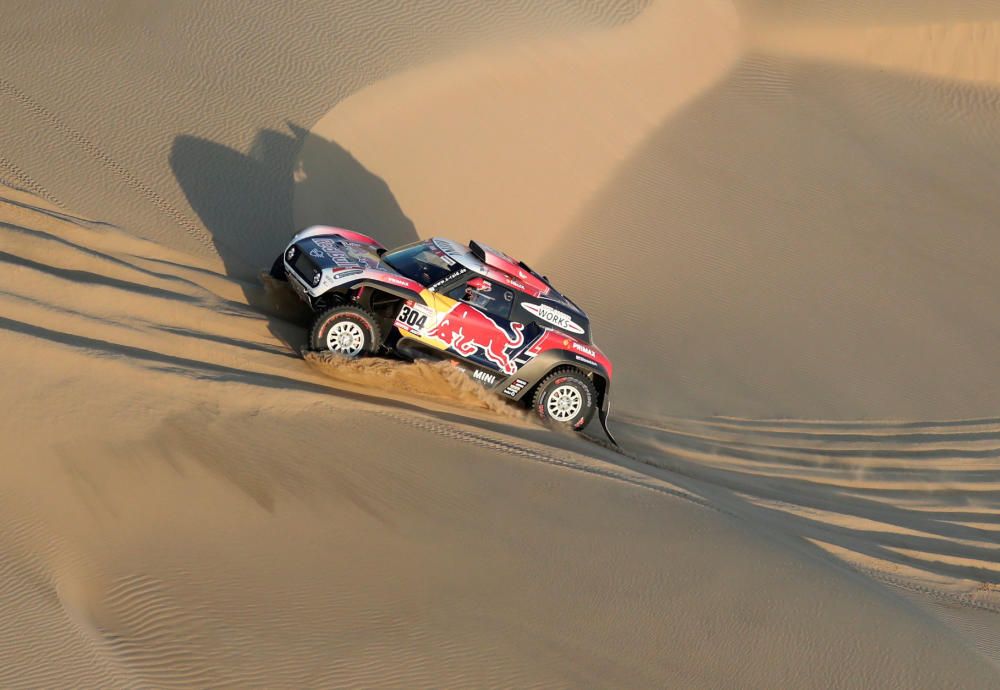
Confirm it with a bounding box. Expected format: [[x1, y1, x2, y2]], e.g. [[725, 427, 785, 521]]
[[271, 226, 615, 442]]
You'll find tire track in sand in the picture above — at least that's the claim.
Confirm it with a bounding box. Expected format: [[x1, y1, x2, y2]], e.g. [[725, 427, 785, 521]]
[[0, 77, 212, 251], [0, 154, 63, 208], [378, 408, 1000, 620]]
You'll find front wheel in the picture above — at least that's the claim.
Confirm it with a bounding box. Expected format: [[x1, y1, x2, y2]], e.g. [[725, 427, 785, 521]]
[[531, 369, 597, 431], [309, 305, 382, 357]]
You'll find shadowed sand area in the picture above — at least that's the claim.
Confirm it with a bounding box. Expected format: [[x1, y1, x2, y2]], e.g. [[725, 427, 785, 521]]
[[1, 0, 999, 686]]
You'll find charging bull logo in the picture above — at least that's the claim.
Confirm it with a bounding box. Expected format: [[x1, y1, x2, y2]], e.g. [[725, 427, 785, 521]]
[[425, 303, 525, 374]]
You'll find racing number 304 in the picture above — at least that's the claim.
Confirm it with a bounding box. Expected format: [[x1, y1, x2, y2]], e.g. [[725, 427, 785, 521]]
[[398, 304, 428, 330]]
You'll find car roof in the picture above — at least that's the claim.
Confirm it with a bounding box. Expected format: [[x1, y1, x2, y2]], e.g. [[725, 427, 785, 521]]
[[428, 238, 586, 316]]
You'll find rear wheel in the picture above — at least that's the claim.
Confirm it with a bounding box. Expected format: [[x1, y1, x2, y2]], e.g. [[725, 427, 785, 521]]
[[531, 369, 597, 431], [309, 305, 382, 357]]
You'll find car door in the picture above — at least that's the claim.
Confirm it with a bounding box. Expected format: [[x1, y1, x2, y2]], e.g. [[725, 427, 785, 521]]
[[422, 277, 524, 377], [392, 267, 467, 347]]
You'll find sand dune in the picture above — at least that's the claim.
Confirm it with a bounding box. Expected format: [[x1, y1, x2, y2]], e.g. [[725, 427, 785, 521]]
[[5, 192, 996, 685], [2, 0, 1000, 686], [295, 0, 742, 260], [545, 51, 1000, 420], [290, 1, 1000, 422]]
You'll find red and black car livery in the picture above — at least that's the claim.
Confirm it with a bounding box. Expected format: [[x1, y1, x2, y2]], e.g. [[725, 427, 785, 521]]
[[272, 226, 615, 442]]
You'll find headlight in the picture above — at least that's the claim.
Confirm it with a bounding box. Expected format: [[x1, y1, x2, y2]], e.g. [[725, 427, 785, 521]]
[[286, 245, 297, 260], [311, 270, 322, 287]]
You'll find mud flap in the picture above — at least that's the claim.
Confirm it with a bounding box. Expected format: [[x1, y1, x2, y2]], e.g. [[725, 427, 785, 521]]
[[598, 399, 618, 447]]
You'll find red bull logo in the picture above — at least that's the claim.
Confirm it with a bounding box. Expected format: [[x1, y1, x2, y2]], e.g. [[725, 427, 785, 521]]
[[425, 303, 525, 374]]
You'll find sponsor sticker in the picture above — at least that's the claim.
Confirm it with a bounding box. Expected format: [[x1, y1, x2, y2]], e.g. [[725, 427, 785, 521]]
[[503, 378, 528, 397], [395, 302, 435, 333], [311, 237, 374, 269], [424, 303, 526, 374], [472, 369, 497, 385], [379, 273, 414, 288], [429, 267, 467, 291], [522, 302, 584, 335]]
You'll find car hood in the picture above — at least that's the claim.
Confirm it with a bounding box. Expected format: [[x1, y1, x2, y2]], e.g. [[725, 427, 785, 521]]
[[295, 236, 395, 273]]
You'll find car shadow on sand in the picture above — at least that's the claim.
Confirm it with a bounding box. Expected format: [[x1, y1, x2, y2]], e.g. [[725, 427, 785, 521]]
[[169, 123, 420, 348]]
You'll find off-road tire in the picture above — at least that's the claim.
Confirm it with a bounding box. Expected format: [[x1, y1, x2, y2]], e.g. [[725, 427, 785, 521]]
[[531, 368, 597, 431], [269, 254, 288, 281], [309, 305, 382, 357]]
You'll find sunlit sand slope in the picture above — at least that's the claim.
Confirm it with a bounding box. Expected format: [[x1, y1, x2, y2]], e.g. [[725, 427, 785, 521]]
[[298, 1, 1000, 421]]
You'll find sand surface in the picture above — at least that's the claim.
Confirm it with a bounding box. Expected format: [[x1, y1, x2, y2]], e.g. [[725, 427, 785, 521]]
[[1, 1, 999, 687]]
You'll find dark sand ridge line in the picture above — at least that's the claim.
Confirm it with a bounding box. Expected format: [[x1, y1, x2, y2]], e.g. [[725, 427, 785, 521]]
[[617, 418, 1000, 601]]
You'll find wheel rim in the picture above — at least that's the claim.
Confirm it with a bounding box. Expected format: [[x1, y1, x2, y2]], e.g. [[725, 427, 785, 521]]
[[546, 384, 583, 422], [325, 320, 366, 357]]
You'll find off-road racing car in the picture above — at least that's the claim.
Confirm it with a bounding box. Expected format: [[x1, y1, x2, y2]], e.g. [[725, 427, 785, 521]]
[[271, 226, 615, 442]]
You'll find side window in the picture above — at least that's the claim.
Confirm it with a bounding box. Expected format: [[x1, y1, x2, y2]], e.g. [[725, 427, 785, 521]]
[[447, 278, 514, 320]]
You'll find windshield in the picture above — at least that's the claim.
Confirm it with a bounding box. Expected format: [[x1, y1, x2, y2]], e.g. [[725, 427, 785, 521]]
[[381, 241, 455, 286]]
